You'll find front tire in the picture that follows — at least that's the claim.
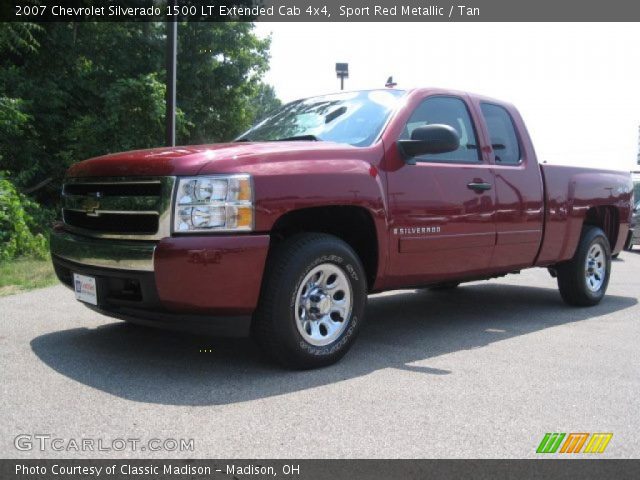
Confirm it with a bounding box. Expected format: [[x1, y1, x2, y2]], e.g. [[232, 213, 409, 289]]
[[556, 226, 611, 306], [252, 233, 367, 369]]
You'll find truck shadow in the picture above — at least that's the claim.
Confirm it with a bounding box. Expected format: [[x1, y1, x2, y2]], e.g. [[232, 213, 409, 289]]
[[30, 283, 637, 406]]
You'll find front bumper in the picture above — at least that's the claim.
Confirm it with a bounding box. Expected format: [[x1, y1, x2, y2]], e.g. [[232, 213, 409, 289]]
[[50, 229, 271, 335], [50, 229, 155, 271]]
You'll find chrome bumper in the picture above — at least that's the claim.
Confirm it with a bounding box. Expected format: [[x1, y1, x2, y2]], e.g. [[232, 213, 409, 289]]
[[50, 230, 156, 272]]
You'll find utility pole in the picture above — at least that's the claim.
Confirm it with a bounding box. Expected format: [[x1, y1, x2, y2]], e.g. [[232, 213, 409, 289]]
[[165, 1, 177, 147]]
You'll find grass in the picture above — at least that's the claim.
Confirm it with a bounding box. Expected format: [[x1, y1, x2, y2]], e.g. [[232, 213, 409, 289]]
[[0, 256, 58, 297]]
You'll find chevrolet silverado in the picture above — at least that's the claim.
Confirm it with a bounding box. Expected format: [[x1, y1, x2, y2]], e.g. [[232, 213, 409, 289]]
[[50, 88, 634, 368]]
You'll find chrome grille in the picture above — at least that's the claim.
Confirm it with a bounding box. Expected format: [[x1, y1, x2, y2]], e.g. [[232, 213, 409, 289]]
[[62, 177, 175, 240]]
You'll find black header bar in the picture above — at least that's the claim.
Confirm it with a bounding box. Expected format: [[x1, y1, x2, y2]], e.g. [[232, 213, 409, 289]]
[[2, 459, 640, 480], [3, 0, 640, 22]]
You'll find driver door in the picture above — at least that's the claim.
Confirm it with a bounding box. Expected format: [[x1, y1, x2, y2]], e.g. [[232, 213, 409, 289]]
[[386, 95, 496, 287]]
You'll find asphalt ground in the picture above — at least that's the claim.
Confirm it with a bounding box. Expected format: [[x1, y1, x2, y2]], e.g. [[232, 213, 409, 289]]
[[1, 250, 639, 458]]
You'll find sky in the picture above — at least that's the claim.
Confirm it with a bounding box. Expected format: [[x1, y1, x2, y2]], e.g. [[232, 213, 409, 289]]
[[254, 22, 640, 172]]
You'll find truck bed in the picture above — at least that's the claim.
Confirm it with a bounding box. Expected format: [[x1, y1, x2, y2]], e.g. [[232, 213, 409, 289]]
[[537, 164, 633, 265]]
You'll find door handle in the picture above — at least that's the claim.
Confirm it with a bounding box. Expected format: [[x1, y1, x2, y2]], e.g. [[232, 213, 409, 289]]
[[467, 182, 492, 192]]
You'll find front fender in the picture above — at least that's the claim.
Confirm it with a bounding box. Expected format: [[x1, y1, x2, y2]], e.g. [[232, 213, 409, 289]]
[[250, 158, 390, 290]]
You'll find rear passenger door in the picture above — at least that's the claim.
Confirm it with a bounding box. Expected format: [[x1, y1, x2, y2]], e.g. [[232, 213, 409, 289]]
[[477, 102, 544, 270], [386, 95, 497, 287]]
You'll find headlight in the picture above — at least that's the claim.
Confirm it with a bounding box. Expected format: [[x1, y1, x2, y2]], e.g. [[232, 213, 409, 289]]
[[173, 174, 253, 232]]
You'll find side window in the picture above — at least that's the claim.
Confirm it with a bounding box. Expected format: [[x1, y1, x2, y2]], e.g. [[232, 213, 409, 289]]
[[480, 103, 521, 164], [400, 96, 480, 163]]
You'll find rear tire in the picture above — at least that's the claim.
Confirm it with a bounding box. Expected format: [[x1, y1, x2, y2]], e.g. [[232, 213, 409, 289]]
[[252, 233, 367, 369], [556, 226, 611, 306]]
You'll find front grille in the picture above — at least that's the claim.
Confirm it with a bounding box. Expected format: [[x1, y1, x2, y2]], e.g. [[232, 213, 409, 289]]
[[63, 210, 159, 234], [62, 177, 175, 240]]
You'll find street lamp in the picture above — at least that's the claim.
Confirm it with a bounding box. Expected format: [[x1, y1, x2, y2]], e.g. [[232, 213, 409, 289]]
[[336, 63, 348, 90]]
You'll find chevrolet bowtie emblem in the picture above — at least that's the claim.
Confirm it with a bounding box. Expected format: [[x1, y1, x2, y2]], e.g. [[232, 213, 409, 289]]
[[82, 195, 101, 216]]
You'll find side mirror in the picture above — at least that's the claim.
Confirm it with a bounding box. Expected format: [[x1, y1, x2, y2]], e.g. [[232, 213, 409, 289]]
[[398, 124, 460, 163]]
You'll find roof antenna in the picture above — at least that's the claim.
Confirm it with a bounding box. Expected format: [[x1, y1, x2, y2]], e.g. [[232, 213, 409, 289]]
[[385, 76, 397, 88]]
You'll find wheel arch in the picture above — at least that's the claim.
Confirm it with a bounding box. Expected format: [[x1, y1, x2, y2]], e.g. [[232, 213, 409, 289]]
[[583, 206, 619, 251], [268, 205, 382, 291]]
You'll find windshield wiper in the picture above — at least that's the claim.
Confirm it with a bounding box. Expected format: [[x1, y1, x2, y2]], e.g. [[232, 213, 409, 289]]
[[274, 135, 321, 142]]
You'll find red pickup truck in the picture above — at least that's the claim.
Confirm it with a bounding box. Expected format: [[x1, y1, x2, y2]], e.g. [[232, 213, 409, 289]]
[[50, 88, 634, 368]]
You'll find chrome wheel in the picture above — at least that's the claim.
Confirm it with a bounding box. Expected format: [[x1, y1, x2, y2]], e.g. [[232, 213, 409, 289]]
[[585, 243, 606, 292], [294, 263, 353, 346]]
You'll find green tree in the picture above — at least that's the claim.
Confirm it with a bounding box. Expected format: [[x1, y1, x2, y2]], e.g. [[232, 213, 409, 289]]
[[0, 174, 48, 260], [62, 73, 190, 163], [0, 21, 273, 208], [0, 97, 41, 186], [250, 83, 282, 123], [0, 23, 41, 54], [177, 22, 271, 143]]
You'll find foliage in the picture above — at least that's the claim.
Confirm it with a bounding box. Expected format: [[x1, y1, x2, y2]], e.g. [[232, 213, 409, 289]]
[[0, 21, 278, 260], [61, 73, 191, 163], [0, 174, 48, 260], [250, 83, 282, 123], [0, 22, 41, 55], [177, 22, 271, 143], [0, 96, 42, 188], [0, 21, 276, 202]]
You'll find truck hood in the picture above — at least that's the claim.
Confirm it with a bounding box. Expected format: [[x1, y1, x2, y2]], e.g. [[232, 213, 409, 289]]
[[66, 141, 375, 178]]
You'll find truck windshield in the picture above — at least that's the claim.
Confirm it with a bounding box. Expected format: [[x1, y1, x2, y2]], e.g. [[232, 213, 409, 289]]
[[236, 89, 405, 147]]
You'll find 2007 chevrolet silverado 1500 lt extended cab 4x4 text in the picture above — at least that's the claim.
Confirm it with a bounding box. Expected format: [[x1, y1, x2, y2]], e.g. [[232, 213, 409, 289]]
[[50, 88, 634, 368]]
